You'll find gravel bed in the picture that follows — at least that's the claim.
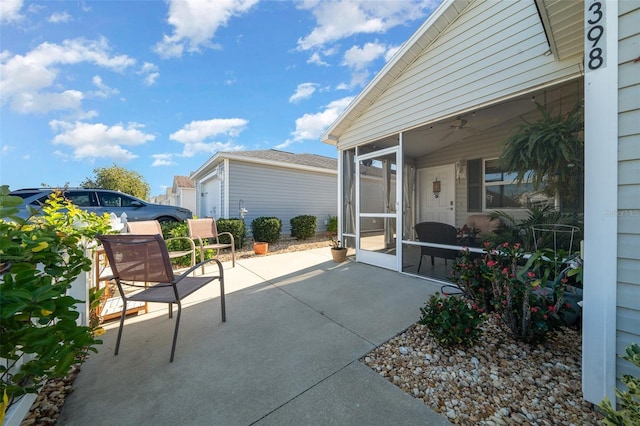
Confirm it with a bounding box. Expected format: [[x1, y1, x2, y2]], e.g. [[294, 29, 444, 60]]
[[362, 317, 604, 425]]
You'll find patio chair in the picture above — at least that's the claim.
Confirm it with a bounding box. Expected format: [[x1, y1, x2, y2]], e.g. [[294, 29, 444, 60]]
[[96, 234, 226, 362], [187, 218, 235, 270], [415, 221, 459, 272], [127, 220, 196, 272]]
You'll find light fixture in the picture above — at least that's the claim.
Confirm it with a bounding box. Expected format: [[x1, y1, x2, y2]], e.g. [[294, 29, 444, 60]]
[[433, 178, 441, 198]]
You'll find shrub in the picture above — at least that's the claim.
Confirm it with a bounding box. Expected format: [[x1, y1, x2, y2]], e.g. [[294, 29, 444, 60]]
[[450, 249, 493, 312], [290, 215, 317, 240], [216, 218, 246, 249], [327, 216, 338, 234], [419, 293, 485, 347], [160, 220, 193, 267], [484, 242, 567, 344], [251, 217, 282, 244], [599, 343, 640, 425], [0, 186, 111, 413]]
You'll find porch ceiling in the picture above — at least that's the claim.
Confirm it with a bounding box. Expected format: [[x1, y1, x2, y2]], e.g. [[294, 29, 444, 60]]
[[401, 79, 582, 158]]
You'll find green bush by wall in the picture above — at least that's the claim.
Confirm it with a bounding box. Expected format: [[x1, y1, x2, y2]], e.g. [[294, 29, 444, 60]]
[[290, 215, 317, 240], [251, 217, 282, 243], [217, 218, 246, 249]]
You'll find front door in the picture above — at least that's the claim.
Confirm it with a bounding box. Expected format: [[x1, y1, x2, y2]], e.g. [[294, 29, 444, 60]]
[[356, 147, 400, 270], [418, 165, 456, 226]]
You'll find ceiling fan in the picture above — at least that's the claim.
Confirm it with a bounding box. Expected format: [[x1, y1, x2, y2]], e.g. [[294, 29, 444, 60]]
[[441, 116, 479, 143]]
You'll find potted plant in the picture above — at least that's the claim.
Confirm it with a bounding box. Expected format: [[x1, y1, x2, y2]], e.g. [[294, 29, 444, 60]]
[[253, 240, 268, 255], [328, 234, 347, 262]]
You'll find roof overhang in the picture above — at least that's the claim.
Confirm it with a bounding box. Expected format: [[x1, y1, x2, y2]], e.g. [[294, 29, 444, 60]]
[[535, 0, 584, 61], [321, 0, 585, 147]]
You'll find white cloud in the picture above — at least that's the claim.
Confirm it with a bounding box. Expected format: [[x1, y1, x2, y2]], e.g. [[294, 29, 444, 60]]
[[342, 42, 387, 71], [91, 75, 119, 98], [289, 83, 317, 103], [138, 62, 160, 86], [385, 44, 402, 62], [11, 90, 84, 114], [277, 96, 353, 149], [170, 118, 248, 157], [152, 153, 176, 167], [296, 0, 433, 51], [154, 0, 259, 59], [306, 52, 328, 66], [49, 120, 155, 161], [0, 0, 24, 23], [48, 11, 72, 23], [0, 37, 135, 114]]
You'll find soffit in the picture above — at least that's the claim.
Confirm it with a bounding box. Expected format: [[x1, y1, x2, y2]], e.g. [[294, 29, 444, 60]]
[[536, 0, 584, 61], [321, 0, 473, 143]]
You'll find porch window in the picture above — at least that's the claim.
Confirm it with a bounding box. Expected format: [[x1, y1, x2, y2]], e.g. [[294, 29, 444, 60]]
[[483, 159, 552, 209]]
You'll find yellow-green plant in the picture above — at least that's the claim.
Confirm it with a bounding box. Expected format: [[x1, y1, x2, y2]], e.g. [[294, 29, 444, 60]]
[[0, 186, 111, 415], [600, 343, 640, 425]]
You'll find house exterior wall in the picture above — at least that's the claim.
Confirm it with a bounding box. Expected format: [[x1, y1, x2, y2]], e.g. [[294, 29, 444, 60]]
[[176, 187, 196, 213], [616, 1, 640, 385], [336, 0, 582, 149], [227, 161, 337, 235]]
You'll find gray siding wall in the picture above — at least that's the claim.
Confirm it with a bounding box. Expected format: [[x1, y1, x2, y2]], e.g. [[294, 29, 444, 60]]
[[228, 161, 337, 236], [338, 0, 582, 148], [616, 2, 640, 380]]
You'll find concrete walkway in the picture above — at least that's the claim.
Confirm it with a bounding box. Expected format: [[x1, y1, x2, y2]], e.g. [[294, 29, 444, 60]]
[[58, 248, 450, 425]]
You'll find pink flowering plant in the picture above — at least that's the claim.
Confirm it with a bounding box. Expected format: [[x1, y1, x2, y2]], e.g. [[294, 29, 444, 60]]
[[484, 242, 566, 344], [449, 248, 494, 313]]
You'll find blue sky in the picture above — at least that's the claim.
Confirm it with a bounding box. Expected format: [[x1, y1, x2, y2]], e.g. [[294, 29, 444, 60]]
[[1, 0, 440, 197]]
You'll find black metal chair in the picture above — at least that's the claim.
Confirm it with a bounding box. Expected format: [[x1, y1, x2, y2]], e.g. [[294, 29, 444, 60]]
[[97, 234, 226, 362], [414, 221, 459, 273]]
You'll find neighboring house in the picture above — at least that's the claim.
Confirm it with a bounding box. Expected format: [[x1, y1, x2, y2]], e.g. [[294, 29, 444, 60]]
[[149, 176, 196, 213], [321, 0, 638, 408], [190, 149, 337, 235], [172, 175, 196, 214]]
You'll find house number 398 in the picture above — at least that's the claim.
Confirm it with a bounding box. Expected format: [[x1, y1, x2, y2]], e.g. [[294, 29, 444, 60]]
[[586, 0, 606, 71]]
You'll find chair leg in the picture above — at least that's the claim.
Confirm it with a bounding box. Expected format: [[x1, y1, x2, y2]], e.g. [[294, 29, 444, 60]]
[[114, 300, 127, 356], [170, 301, 182, 363], [219, 277, 226, 322], [200, 245, 206, 275], [417, 256, 423, 273], [431, 256, 435, 266]]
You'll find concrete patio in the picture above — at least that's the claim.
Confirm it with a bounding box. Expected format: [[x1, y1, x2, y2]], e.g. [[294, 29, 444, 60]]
[[58, 247, 450, 425]]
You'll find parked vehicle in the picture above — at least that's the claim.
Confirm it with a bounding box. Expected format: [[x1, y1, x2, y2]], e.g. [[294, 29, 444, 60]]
[[9, 188, 192, 223]]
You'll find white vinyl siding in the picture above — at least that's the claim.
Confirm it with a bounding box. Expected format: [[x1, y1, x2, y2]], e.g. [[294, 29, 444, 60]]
[[228, 161, 337, 235], [616, 3, 640, 381], [337, 0, 582, 149]]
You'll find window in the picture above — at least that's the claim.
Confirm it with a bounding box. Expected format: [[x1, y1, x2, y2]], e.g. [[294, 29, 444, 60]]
[[467, 159, 483, 212], [484, 159, 552, 209], [66, 191, 97, 207]]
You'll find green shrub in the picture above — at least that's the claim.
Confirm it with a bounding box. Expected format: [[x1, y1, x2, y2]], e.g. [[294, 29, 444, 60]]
[[159, 221, 193, 267], [600, 343, 640, 425], [251, 217, 282, 243], [327, 216, 338, 234], [290, 215, 317, 240], [419, 293, 485, 347], [216, 218, 246, 249], [0, 186, 111, 412]]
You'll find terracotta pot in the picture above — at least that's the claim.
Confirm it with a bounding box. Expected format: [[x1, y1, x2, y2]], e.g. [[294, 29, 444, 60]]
[[253, 242, 268, 255], [331, 247, 347, 262]]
